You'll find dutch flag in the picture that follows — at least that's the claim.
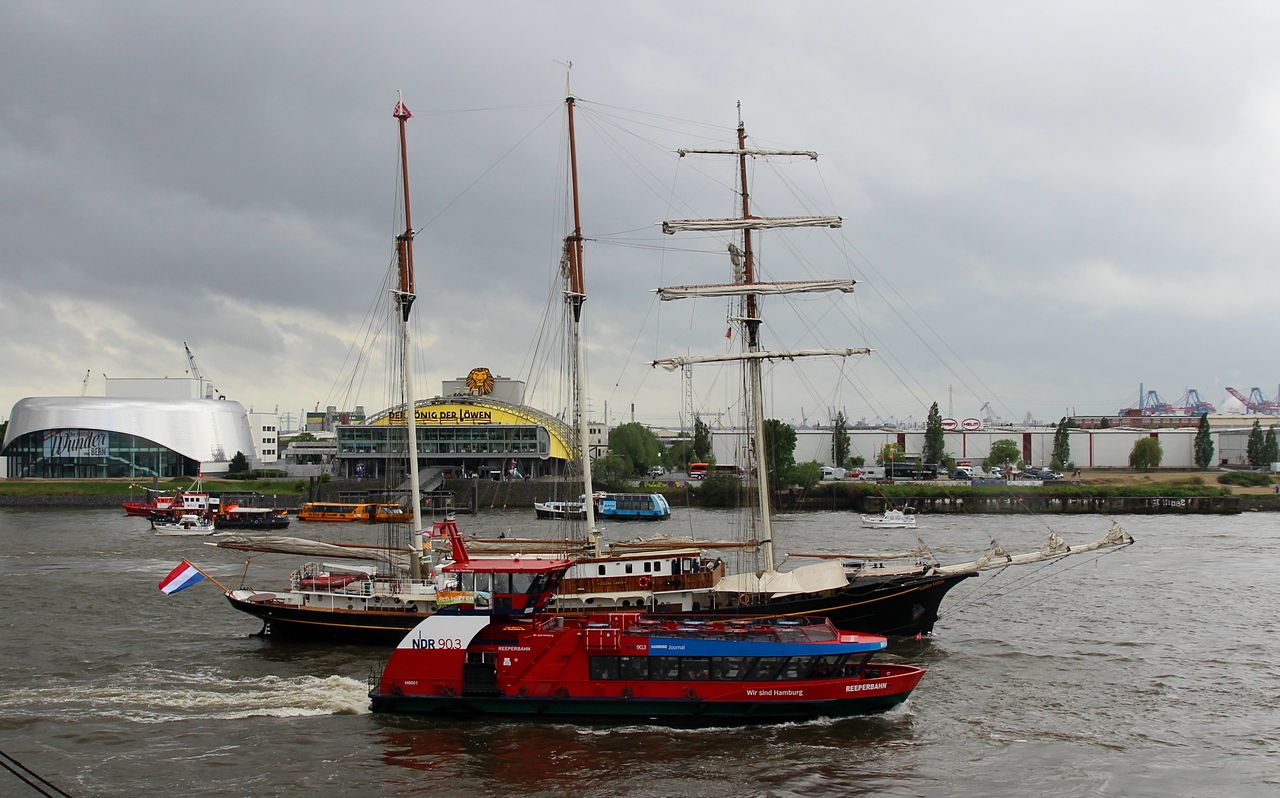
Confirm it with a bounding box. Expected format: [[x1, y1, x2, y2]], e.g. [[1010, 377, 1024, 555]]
[[158, 561, 206, 594]]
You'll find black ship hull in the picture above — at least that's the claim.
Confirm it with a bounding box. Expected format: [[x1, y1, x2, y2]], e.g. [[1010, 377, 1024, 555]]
[[226, 569, 974, 645]]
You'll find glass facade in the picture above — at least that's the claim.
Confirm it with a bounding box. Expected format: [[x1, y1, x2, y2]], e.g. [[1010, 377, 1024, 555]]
[[3, 428, 198, 478], [336, 424, 555, 478]]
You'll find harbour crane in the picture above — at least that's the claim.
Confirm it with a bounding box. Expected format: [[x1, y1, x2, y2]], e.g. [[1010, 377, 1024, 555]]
[[183, 342, 221, 400], [1224, 387, 1280, 414]]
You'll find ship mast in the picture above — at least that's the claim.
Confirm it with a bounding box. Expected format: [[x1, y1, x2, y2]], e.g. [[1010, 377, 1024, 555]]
[[561, 69, 599, 556], [394, 92, 425, 576], [655, 109, 864, 574]]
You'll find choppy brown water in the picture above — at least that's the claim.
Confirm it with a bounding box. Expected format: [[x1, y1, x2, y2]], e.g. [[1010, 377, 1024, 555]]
[[1, 507, 1276, 797]]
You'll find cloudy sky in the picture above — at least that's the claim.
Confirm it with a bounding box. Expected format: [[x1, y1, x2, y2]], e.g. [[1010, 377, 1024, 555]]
[[3, 2, 1279, 432]]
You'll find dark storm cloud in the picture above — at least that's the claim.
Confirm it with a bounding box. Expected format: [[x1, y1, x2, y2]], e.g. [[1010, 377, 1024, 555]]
[[3, 1, 1279, 427]]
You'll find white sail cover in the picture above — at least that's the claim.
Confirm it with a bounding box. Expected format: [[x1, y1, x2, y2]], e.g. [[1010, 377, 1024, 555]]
[[662, 216, 842, 234], [656, 279, 856, 300], [678, 148, 820, 159], [652, 348, 871, 371], [712, 560, 848, 598]]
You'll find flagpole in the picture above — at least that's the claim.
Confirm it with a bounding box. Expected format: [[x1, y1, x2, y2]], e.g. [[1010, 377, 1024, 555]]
[[181, 558, 233, 593]]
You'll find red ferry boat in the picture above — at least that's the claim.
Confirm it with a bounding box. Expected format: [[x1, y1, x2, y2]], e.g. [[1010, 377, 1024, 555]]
[[369, 524, 925, 724]]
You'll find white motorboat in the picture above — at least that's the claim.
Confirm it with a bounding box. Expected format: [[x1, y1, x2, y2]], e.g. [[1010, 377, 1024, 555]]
[[153, 514, 217, 536], [860, 509, 917, 529]]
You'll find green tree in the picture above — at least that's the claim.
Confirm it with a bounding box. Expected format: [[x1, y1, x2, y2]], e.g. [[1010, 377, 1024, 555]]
[[1129, 437, 1163, 471], [591, 454, 631, 490], [847, 455, 866, 468], [1051, 417, 1071, 471], [1099, 417, 1111, 429], [693, 416, 714, 463], [789, 461, 824, 492], [1265, 426, 1279, 466], [763, 419, 797, 491], [228, 451, 249, 473], [922, 402, 946, 466], [1194, 413, 1214, 468], [1247, 420, 1264, 467], [286, 431, 317, 443], [876, 442, 905, 466], [664, 440, 693, 472], [608, 423, 663, 475], [985, 439, 1022, 471], [832, 411, 851, 468]]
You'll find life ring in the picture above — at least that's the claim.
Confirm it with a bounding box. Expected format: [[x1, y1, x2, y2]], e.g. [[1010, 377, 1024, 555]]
[[516, 685, 529, 698], [554, 686, 570, 699], [441, 685, 457, 697], [739, 593, 752, 606], [637, 575, 651, 589]]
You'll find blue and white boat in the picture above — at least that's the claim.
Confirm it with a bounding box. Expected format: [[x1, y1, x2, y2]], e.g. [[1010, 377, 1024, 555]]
[[594, 492, 671, 521]]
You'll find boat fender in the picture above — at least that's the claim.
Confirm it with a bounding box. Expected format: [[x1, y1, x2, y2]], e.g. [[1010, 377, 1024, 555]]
[[441, 685, 457, 697], [620, 686, 633, 700], [739, 593, 752, 606], [637, 576, 651, 589]]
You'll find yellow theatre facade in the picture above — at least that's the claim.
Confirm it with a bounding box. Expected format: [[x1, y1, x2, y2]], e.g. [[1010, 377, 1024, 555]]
[[334, 371, 575, 480]]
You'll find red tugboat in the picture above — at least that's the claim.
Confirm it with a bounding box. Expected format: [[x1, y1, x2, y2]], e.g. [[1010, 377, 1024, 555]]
[[369, 522, 925, 724]]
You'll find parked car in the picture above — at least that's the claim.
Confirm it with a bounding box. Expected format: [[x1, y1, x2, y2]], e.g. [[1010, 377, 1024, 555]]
[[648, 466, 666, 477]]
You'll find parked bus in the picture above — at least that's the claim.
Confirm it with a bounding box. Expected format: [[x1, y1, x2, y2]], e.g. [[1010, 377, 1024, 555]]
[[687, 462, 709, 480]]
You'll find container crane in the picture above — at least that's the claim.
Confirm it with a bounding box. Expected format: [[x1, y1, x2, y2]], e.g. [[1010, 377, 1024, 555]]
[[1224, 386, 1280, 414], [1122, 387, 1175, 416], [1176, 388, 1215, 416]]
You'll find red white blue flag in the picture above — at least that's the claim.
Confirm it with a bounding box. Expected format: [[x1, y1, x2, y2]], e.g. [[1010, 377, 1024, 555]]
[[158, 561, 205, 594]]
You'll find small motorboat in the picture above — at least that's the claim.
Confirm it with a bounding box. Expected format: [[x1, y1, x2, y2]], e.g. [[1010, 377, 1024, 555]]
[[152, 514, 217, 536], [860, 509, 917, 529], [534, 499, 587, 520]]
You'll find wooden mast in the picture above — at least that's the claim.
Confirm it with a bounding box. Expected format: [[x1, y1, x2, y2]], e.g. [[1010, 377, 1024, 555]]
[[736, 108, 775, 572], [563, 69, 600, 557], [394, 93, 424, 575]]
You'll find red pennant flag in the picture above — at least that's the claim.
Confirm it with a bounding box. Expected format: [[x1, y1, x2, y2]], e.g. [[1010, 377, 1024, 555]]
[[394, 101, 412, 120]]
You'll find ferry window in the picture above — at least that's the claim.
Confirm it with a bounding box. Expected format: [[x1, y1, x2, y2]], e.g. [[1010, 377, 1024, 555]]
[[619, 657, 649, 680], [809, 654, 847, 679], [474, 573, 491, 593], [649, 657, 682, 680], [625, 564, 633, 574], [492, 573, 511, 594], [671, 559, 681, 575], [459, 573, 476, 591], [598, 565, 606, 576], [711, 656, 756, 681], [746, 657, 788, 681], [680, 658, 711, 681], [652, 561, 661, 572], [643, 562, 651, 573], [778, 657, 814, 680], [511, 573, 535, 594], [590, 657, 620, 680]]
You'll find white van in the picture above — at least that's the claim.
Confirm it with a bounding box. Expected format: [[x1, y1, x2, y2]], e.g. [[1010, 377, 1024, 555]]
[[858, 467, 886, 480]]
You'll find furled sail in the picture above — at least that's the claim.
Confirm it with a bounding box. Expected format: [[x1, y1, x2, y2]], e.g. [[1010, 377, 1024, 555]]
[[656, 279, 856, 300], [662, 216, 842, 234], [934, 522, 1135, 576], [678, 147, 820, 159], [216, 535, 413, 569], [652, 348, 871, 371]]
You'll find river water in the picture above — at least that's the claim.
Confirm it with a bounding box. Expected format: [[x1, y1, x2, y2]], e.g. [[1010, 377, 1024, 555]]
[[0, 506, 1275, 797]]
